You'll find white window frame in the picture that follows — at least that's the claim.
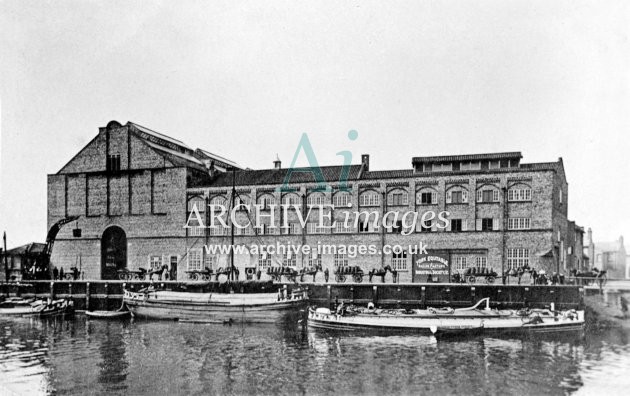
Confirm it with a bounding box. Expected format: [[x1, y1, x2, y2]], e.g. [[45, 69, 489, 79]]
[[307, 193, 326, 206], [508, 218, 531, 230], [475, 256, 487, 268], [359, 191, 380, 207], [258, 252, 272, 269], [334, 253, 348, 267], [391, 250, 408, 271], [454, 257, 468, 272], [187, 249, 203, 271], [333, 192, 351, 208], [508, 188, 532, 202], [149, 255, 162, 270], [507, 248, 530, 269]]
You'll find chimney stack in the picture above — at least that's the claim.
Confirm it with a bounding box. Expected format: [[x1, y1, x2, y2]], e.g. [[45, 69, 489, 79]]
[[361, 154, 369, 171], [273, 154, 281, 169]]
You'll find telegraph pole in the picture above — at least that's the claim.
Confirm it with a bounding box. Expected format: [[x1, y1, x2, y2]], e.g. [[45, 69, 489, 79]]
[[3, 232, 8, 283]]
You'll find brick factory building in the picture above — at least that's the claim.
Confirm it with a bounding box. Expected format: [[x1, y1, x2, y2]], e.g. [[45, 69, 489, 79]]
[[48, 120, 585, 282]]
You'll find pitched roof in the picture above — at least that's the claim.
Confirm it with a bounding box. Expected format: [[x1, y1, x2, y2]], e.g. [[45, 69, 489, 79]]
[[195, 149, 243, 170], [204, 165, 363, 187], [412, 152, 522, 164], [4, 243, 46, 255]]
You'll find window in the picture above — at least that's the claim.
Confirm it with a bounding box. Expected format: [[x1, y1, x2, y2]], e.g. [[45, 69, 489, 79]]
[[333, 193, 351, 207], [283, 222, 300, 235], [188, 198, 206, 212], [507, 248, 530, 269], [432, 163, 452, 172], [508, 218, 531, 230], [489, 160, 500, 169], [359, 191, 380, 206], [450, 219, 463, 232], [421, 219, 433, 232], [481, 218, 494, 231], [107, 154, 121, 173], [203, 255, 214, 270], [307, 223, 326, 234], [307, 193, 326, 206], [559, 189, 563, 204], [447, 190, 468, 204], [149, 255, 162, 270], [258, 252, 272, 269], [308, 251, 321, 268], [358, 220, 370, 233], [187, 249, 203, 271], [475, 257, 487, 268], [392, 220, 403, 234], [334, 253, 348, 267], [508, 188, 532, 202], [189, 226, 205, 237], [258, 194, 276, 210], [281, 194, 300, 206], [391, 250, 408, 270], [417, 190, 437, 205], [335, 222, 351, 233], [477, 189, 499, 203], [460, 161, 481, 171], [454, 257, 468, 272], [234, 195, 250, 209], [282, 252, 296, 267], [387, 191, 408, 206]]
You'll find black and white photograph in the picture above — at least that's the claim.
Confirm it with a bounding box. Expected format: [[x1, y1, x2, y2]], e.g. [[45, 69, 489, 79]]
[[1, 1, 629, 395]]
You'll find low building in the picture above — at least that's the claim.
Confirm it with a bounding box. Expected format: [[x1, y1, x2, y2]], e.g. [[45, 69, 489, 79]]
[[0, 242, 46, 281], [48, 120, 584, 282]]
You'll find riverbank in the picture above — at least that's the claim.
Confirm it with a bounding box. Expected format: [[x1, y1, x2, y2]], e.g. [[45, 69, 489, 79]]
[[585, 293, 630, 330]]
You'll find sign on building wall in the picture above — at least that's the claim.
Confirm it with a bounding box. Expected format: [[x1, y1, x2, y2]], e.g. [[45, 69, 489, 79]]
[[412, 252, 450, 283]]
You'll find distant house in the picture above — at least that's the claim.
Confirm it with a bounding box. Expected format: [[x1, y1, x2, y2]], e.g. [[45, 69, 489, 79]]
[[593, 236, 627, 279], [0, 242, 46, 281]]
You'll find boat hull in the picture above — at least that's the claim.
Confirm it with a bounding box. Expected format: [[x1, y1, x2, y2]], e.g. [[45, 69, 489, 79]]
[[307, 308, 585, 336], [124, 289, 307, 322]]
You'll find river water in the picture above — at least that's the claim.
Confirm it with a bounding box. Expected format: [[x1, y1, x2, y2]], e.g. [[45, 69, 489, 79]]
[[1, 313, 629, 395]]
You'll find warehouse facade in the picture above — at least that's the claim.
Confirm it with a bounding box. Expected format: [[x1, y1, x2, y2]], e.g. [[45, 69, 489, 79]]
[[48, 120, 582, 282]]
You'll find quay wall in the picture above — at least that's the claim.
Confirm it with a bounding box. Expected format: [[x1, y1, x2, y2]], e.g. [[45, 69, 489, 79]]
[[0, 281, 584, 311]]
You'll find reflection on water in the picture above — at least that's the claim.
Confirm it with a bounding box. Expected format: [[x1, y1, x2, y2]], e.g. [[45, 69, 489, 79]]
[[0, 313, 629, 395]]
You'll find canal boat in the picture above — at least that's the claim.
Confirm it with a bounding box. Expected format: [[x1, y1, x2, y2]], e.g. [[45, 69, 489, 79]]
[[307, 298, 584, 336], [0, 297, 74, 317], [123, 282, 308, 322]]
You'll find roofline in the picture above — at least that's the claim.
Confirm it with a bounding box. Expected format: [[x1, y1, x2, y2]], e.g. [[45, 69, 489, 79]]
[[412, 152, 523, 164]]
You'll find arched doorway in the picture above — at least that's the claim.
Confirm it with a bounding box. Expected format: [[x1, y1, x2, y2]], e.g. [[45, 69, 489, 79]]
[[101, 226, 127, 280]]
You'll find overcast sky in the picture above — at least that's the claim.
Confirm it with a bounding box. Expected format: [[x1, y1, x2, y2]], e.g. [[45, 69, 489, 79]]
[[1, 0, 629, 248]]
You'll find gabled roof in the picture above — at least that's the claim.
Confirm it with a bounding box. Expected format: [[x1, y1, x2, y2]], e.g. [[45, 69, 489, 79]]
[[204, 165, 363, 187], [412, 152, 522, 164]]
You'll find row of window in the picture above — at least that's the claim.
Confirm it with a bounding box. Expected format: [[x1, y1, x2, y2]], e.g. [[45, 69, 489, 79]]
[[187, 216, 534, 236], [186, 249, 531, 272], [189, 187, 534, 211]]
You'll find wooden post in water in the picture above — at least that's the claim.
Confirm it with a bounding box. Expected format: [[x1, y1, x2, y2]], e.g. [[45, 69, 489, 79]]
[[372, 285, 378, 306], [104, 283, 109, 311], [327, 285, 332, 309], [471, 286, 476, 304], [49, 281, 55, 300], [420, 286, 426, 308], [68, 283, 73, 306], [85, 282, 90, 311], [350, 286, 354, 304]]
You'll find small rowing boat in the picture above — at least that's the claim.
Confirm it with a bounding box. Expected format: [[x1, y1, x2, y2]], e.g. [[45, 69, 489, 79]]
[[85, 309, 130, 319], [308, 298, 584, 336]]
